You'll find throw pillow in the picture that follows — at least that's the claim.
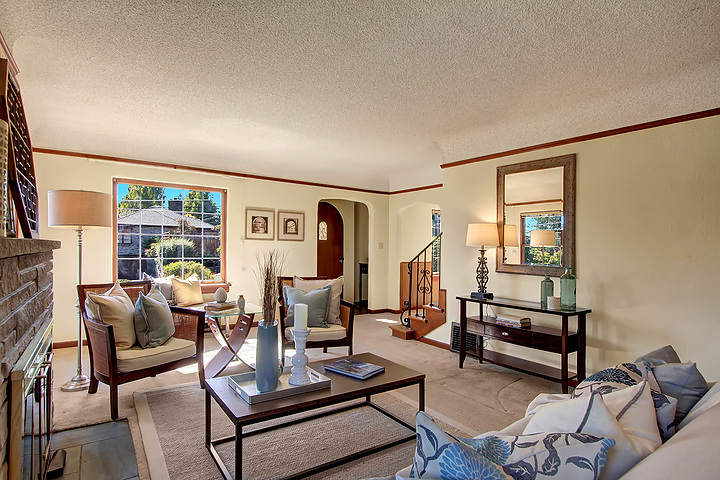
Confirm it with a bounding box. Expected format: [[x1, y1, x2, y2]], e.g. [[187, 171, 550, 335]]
[[524, 390, 649, 480], [142, 272, 174, 301], [652, 362, 709, 425], [85, 281, 137, 350], [283, 285, 332, 328], [411, 411, 615, 480], [293, 276, 344, 325], [634, 345, 682, 366], [572, 362, 678, 441], [171, 276, 203, 306], [134, 285, 176, 348], [526, 382, 662, 456], [678, 382, 720, 430]]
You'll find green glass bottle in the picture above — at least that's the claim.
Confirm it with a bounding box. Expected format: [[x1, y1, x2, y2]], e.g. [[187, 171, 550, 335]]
[[560, 267, 576, 309], [540, 275, 554, 308]]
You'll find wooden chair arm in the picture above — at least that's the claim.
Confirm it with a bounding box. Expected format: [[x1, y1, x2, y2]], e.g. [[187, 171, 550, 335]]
[[83, 315, 116, 378], [340, 300, 355, 338]]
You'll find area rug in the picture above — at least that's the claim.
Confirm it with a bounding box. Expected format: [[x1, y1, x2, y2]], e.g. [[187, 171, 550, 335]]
[[135, 382, 474, 480]]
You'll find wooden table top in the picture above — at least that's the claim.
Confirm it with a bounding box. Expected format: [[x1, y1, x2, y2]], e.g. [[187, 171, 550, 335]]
[[204, 352, 425, 425]]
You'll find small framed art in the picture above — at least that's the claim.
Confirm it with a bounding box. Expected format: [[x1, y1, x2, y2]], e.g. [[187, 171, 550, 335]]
[[245, 207, 275, 240], [277, 210, 305, 241]]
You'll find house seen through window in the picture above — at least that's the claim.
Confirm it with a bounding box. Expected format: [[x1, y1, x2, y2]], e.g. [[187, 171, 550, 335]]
[[115, 180, 225, 282]]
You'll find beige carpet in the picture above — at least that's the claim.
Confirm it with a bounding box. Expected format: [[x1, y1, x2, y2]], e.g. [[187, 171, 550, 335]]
[[134, 383, 469, 480], [52, 313, 560, 479]]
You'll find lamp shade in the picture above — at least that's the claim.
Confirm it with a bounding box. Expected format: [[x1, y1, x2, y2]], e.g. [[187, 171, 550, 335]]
[[466, 223, 499, 247], [503, 224, 519, 247], [530, 229, 556, 247], [48, 190, 112, 229]]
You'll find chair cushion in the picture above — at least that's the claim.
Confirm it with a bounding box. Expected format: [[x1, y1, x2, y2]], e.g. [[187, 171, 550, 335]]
[[285, 324, 347, 342], [678, 381, 720, 430], [134, 285, 176, 348], [85, 281, 137, 350], [116, 337, 196, 373], [171, 276, 203, 306], [293, 276, 343, 325], [283, 284, 332, 328]]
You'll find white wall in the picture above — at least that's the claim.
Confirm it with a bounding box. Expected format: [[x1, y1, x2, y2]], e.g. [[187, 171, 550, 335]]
[[391, 115, 720, 380], [36, 154, 390, 342], [354, 203, 369, 300]]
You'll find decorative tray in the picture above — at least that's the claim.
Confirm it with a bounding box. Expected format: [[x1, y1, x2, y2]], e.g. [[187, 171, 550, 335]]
[[228, 366, 331, 404]]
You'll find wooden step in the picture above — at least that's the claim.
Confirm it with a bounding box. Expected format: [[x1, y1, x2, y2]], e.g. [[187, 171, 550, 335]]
[[389, 324, 414, 340], [410, 304, 446, 339]]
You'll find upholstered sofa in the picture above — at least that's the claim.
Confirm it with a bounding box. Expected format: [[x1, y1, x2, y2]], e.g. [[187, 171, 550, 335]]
[[383, 345, 719, 480]]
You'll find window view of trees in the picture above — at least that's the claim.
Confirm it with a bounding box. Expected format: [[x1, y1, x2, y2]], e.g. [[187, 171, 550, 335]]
[[116, 182, 224, 282], [521, 212, 563, 266]]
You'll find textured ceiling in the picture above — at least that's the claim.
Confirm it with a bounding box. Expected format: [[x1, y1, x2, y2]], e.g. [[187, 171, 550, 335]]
[[1, 1, 718, 192]]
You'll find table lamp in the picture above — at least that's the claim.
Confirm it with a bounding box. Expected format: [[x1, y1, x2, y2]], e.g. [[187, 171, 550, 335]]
[[466, 223, 499, 299], [530, 229, 556, 308], [48, 190, 112, 392]]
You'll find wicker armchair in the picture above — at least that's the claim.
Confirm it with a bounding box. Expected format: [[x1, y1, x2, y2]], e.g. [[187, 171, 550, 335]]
[[78, 280, 205, 420], [277, 276, 355, 361]]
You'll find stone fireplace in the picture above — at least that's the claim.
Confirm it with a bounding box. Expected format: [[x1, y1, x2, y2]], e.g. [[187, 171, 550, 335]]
[[0, 238, 60, 479]]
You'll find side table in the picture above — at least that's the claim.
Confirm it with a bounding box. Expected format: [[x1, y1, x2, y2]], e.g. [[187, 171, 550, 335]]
[[204, 304, 262, 378], [457, 296, 591, 393]]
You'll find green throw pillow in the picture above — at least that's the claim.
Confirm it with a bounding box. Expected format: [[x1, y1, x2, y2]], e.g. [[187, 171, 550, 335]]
[[283, 284, 332, 328], [134, 285, 176, 348]]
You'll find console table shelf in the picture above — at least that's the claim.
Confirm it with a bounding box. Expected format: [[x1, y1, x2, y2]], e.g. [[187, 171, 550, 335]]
[[457, 296, 591, 393]]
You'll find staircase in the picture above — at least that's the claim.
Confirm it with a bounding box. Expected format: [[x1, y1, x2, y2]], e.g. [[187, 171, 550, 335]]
[[390, 234, 446, 340]]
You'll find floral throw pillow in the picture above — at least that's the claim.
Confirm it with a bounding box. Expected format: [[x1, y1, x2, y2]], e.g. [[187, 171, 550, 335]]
[[410, 411, 615, 480], [572, 362, 678, 440]]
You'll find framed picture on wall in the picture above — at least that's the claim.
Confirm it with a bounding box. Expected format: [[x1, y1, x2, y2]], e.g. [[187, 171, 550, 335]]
[[245, 207, 275, 240], [277, 210, 305, 241]]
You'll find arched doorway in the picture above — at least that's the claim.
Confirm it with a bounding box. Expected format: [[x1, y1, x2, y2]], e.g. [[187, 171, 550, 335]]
[[317, 201, 344, 279]]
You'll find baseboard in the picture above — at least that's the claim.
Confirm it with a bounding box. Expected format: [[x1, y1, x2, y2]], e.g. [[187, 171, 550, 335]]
[[417, 337, 450, 350], [367, 308, 403, 314], [53, 340, 87, 349]]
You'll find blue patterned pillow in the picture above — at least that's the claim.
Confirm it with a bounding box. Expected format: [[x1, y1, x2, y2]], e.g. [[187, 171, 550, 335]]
[[410, 411, 615, 480], [572, 362, 678, 441]]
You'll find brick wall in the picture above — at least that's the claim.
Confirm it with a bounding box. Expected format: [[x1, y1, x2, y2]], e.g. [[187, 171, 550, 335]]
[[0, 238, 60, 479]]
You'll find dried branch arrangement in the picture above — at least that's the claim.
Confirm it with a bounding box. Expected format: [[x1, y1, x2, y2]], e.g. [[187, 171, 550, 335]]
[[254, 250, 286, 326]]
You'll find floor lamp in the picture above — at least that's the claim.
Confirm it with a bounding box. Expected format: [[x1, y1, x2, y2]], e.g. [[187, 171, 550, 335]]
[[48, 190, 112, 392]]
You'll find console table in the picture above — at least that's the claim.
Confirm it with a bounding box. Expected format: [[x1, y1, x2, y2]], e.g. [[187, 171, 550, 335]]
[[457, 296, 591, 393]]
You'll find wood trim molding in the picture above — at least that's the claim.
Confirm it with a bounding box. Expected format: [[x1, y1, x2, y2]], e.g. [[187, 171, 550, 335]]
[[389, 184, 443, 195], [0, 30, 19, 76], [417, 337, 450, 350], [34, 108, 718, 196], [442, 108, 720, 169], [33, 148, 389, 195], [367, 308, 403, 315]]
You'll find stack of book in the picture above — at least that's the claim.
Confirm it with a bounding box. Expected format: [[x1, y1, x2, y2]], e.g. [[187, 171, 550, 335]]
[[495, 313, 531, 328], [204, 301, 236, 312]]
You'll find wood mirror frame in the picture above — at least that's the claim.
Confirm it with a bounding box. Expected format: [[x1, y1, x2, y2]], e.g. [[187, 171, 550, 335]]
[[496, 154, 576, 276]]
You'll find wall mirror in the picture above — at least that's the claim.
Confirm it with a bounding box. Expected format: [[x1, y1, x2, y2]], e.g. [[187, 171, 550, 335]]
[[496, 154, 575, 276]]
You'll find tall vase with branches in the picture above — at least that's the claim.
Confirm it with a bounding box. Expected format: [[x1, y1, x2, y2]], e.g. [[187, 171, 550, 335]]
[[254, 250, 286, 392]]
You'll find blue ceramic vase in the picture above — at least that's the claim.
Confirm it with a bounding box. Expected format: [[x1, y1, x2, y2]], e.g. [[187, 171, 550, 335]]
[[255, 321, 281, 392]]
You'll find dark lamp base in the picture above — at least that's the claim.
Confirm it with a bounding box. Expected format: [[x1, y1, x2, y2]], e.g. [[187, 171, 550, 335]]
[[471, 292, 494, 300]]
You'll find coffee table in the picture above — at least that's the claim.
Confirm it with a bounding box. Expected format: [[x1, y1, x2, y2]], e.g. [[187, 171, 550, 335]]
[[204, 352, 425, 480]]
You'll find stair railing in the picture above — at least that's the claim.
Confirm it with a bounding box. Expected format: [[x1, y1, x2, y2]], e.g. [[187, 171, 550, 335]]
[[400, 233, 442, 327]]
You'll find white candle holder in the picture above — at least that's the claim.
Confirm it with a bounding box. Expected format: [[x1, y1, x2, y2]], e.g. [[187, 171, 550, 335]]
[[288, 328, 311, 386]]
